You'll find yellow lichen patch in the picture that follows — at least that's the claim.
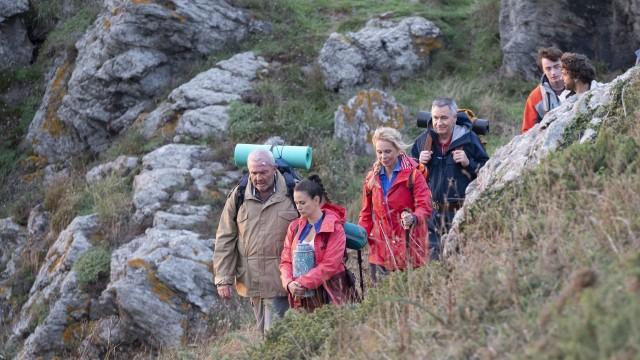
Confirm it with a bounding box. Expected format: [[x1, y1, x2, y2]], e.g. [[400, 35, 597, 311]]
[[48, 234, 75, 273], [21, 169, 44, 183], [127, 258, 151, 270], [131, 0, 152, 4], [103, 19, 112, 30], [21, 155, 48, 171], [159, 111, 182, 138], [42, 60, 74, 138], [0, 287, 6, 296], [171, 11, 186, 22], [147, 269, 177, 302], [62, 322, 84, 345], [412, 36, 443, 58], [339, 89, 405, 144], [111, 6, 124, 16]]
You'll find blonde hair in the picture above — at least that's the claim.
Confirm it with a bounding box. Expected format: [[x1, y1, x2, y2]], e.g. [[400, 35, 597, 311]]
[[371, 127, 409, 150], [368, 127, 408, 189]]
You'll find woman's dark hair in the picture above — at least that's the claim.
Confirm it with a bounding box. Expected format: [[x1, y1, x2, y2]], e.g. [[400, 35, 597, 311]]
[[294, 174, 330, 203]]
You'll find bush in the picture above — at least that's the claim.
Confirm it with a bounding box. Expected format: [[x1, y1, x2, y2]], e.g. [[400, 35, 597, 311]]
[[73, 248, 110, 290]]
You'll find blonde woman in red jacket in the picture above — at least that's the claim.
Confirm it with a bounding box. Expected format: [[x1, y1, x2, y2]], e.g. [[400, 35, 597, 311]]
[[280, 175, 357, 311], [359, 127, 432, 284]]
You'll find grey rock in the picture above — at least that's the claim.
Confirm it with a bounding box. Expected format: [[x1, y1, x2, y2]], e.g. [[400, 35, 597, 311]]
[[334, 89, 407, 154], [153, 204, 213, 234], [319, 16, 443, 92], [500, 0, 640, 80], [11, 215, 100, 359], [0, 0, 28, 23], [443, 67, 640, 256], [176, 105, 230, 139], [0, 16, 34, 70], [30, 0, 255, 162], [26, 52, 87, 163], [0, 218, 27, 278], [86, 156, 140, 184], [106, 228, 216, 347], [142, 52, 267, 140]]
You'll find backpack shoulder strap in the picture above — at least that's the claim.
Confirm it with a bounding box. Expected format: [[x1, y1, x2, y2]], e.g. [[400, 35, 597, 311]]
[[233, 174, 250, 222], [407, 168, 417, 198], [282, 171, 296, 199], [423, 131, 433, 153]]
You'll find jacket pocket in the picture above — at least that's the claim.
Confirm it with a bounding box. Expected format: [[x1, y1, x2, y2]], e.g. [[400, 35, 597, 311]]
[[237, 210, 249, 255], [274, 210, 299, 256]]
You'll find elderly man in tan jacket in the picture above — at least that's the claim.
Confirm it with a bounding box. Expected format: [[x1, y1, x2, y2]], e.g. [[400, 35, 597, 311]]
[[213, 149, 298, 334]]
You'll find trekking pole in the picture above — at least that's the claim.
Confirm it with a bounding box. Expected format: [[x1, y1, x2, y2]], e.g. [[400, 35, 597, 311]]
[[357, 249, 364, 298]]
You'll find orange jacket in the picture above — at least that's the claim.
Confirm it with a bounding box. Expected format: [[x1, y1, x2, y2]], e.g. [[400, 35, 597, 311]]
[[358, 155, 432, 270], [280, 203, 348, 304], [522, 75, 564, 133]]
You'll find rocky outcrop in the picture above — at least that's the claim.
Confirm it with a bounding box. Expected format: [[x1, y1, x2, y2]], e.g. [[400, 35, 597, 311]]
[[141, 51, 268, 141], [0, 0, 32, 70], [0, 0, 29, 22], [8, 215, 101, 359], [500, 0, 640, 80], [0, 218, 28, 330], [27, 0, 259, 162], [444, 66, 640, 255], [334, 89, 407, 154], [319, 16, 443, 92], [85, 155, 139, 185]]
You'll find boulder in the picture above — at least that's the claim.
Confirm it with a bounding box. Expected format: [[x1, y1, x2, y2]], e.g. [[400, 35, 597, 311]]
[[319, 16, 443, 92], [500, 0, 640, 80], [28, 0, 258, 162], [0, 17, 33, 70], [9, 215, 101, 359], [85, 156, 140, 185], [334, 89, 407, 154], [141, 51, 268, 140], [0, 0, 28, 23], [105, 228, 218, 347], [132, 144, 239, 225], [444, 66, 640, 255]]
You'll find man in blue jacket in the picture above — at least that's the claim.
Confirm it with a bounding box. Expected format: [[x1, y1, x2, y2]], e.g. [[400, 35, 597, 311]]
[[411, 98, 489, 259]]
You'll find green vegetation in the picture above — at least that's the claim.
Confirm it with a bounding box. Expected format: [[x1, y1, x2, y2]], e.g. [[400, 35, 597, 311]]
[[73, 248, 111, 290]]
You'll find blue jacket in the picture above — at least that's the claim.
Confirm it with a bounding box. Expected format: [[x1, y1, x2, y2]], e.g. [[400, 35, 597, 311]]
[[410, 124, 489, 205]]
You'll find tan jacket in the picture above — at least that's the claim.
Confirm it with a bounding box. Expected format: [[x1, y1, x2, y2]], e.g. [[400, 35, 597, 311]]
[[213, 172, 298, 298]]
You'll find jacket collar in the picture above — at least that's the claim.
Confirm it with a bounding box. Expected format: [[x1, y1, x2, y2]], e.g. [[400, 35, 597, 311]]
[[244, 171, 289, 204]]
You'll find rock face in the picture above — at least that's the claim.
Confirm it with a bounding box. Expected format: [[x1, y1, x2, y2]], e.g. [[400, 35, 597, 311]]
[[334, 89, 406, 154], [444, 66, 640, 255], [0, 0, 32, 70], [0, 218, 28, 331], [8, 215, 101, 359], [500, 0, 640, 80], [85, 155, 139, 184], [27, 0, 257, 162], [0, 0, 29, 22], [319, 16, 443, 92], [141, 51, 268, 141]]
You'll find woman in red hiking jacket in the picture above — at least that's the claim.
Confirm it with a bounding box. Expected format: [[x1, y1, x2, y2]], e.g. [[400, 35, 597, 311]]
[[280, 175, 357, 311], [358, 127, 432, 283]]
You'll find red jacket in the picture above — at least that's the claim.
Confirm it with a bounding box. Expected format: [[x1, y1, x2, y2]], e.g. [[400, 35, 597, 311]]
[[358, 155, 432, 270], [280, 203, 349, 305]]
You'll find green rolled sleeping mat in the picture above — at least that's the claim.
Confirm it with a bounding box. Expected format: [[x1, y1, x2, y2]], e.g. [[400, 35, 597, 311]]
[[234, 144, 313, 170]]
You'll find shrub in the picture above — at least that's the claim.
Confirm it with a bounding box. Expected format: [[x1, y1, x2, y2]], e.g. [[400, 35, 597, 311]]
[[73, 248, 110, 290]]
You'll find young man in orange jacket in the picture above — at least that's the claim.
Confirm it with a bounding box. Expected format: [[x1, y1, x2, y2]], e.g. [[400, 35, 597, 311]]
[[521, 47, 568, 133]]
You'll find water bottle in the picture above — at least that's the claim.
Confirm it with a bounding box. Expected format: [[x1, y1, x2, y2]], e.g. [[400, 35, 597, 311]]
[[292, 243, 315, 298]]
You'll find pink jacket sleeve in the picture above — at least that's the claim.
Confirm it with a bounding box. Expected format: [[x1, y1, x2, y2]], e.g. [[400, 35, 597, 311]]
[[296, 225, 347, 290]]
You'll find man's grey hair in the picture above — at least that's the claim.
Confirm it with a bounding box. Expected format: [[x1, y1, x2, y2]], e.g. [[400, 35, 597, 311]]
[[431, 97, 458, 114], [247, 149, 276, 166]]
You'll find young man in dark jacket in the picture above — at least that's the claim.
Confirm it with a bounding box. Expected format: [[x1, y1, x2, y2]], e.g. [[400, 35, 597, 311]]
[[411, 98, 489, 259]]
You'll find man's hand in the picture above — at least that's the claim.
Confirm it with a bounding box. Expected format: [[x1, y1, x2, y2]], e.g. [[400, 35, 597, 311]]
[[452, 149, 469, 167], [287, 281, 306, 297], [217, 284, 234, 299], [419, 150, 433, 164]]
